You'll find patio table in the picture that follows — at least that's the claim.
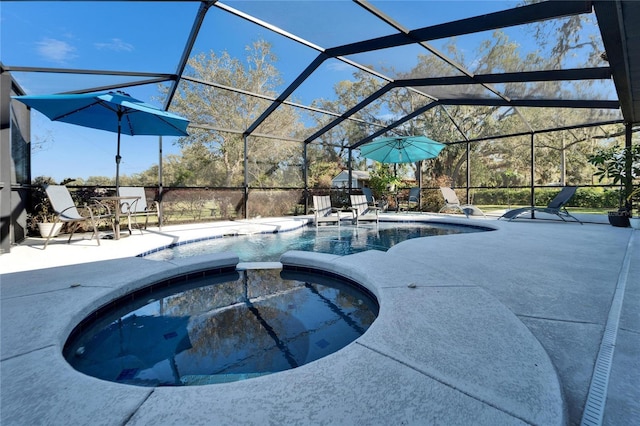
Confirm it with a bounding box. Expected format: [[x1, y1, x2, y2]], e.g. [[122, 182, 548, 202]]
[[92, 195, 140, 240]]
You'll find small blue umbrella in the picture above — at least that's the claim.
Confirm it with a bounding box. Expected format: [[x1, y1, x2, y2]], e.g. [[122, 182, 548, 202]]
[[359, 135, 445, 164], [13, 91, 189, 190]]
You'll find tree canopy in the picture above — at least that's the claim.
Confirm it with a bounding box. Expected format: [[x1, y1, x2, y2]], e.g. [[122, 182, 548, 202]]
[[39, 18, 631, 193]]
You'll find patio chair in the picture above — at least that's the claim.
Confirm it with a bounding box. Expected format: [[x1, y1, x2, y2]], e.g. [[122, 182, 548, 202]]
[[350, 194, 380, 225], [43, 185, 114, 249], [311, 195, 342, 227], [363, 187, 389, 211], [439, 187, 486, 218], [362, 187, 376, 206], [400, 187, 420, 212], [117, 186, 160, 234], [498, 186, 583, 224]]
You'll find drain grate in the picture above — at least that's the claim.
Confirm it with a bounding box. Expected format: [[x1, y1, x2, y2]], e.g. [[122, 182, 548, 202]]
[[580, 232, 634, 426]]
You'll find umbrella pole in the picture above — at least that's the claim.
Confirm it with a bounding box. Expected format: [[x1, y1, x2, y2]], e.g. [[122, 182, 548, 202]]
[[158, 136, 163, 230], [115, 111, 122, 192], [114, 112, 122, 240]]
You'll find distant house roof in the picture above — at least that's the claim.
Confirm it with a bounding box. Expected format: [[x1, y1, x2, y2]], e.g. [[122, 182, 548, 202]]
[[331, 170, 370, 188]]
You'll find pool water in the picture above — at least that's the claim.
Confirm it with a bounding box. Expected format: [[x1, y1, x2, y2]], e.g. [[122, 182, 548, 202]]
[[143, 222, 485, 262], [64, 268, 378, 387]]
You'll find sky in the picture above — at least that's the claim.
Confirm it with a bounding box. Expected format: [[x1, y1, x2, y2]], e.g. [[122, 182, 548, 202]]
[[1, 0, 610, 183]]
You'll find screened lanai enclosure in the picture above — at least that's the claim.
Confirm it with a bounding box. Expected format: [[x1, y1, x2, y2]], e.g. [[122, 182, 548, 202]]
[[2, 1, 640, 251]]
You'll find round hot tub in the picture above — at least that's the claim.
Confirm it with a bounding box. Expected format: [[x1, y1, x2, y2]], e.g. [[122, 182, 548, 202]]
[[64, 268, 378, 387]]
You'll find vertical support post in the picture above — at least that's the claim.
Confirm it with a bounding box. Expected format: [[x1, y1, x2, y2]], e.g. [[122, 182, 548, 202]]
[[624, 122, 633, 212], [560, 137, 566, 186], [348, 148, 353, 194], [158, 135, 163, 230], [243, 133, 249, 219], [466, 141, 471, 204], [0, 72, 12, 253], [417, 160, 422, 208], [303, 142, 309, 214], [530, 132, 536, 219]]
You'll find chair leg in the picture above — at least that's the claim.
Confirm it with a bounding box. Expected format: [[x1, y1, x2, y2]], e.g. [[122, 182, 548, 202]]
[[87, 210, 101, 246], [67, 222, 80, 243], [126, 212, 133, 235], [43, 219, 61, 249]]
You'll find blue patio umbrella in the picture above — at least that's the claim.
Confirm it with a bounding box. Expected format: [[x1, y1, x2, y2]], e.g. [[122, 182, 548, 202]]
[[12, 91, 189, 191], [359, 135, 445, 164]]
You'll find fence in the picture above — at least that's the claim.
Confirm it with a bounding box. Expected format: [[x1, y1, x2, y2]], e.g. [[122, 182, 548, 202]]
[[25, 184, 624, 236]]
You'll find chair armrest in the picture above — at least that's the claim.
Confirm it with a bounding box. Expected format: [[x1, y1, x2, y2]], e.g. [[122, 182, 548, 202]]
[[90, 199, 112, 215], [57, 206, 77, 216], [125, 198, 142, 213], [347, 207, 357, 218], [120, 200, 134, 214]]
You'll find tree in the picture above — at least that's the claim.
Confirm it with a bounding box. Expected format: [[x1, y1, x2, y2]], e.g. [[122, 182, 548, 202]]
[[161, 40, 304, 187], [307, 69, 388, 186]]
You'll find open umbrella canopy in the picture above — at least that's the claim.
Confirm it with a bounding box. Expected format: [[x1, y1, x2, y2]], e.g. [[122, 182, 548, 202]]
[[360, 135, 445, 164], [12, 91, 190, 189], [13, 91, 189, 136]]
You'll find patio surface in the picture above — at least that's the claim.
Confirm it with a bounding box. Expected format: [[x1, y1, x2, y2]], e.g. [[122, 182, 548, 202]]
[[1, 213, 638, 425]]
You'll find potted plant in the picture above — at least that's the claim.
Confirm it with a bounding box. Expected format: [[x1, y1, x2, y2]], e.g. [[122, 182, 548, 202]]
[[588, 144, 640, 227], [28, 200, 63, 238]]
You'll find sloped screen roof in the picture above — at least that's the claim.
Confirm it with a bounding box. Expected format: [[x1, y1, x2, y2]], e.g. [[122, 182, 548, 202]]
[[2, 0, 638, 149]]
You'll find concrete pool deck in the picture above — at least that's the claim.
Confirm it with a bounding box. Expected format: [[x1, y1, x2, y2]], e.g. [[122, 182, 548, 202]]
[[1, 213, 638, 425]]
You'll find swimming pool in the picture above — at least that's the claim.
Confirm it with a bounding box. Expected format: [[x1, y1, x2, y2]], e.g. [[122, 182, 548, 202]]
[[64, 268, 378, 387], [142, 222, 487, 262]]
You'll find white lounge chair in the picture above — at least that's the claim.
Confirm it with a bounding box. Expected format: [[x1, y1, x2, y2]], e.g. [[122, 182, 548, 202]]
[[311, 195, 341, 227], [350, 194, 380, 225], [43, 185, 114, 248], [439, 187, 486, 218], [118, 186, 160, 234]]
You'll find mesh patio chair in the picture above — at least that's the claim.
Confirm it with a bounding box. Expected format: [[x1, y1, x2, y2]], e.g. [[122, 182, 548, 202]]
[[439, 187, 486, 218], [117, 187, 160, 234], [498, 186, 583, 224], [362, 187, 376, 206], [43, 185, 114, 249], [400, 187, 420, 212]]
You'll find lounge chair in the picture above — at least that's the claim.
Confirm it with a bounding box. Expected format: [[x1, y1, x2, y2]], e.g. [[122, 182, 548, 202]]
[[439, 187, 486, 218], [311, 195, 341, 227], [498, 186, 583, 224], [117, 186, 160, 234], [350, 194, 380, 225], [43, 185, 114, 248], [400, 187, 420, 212]]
